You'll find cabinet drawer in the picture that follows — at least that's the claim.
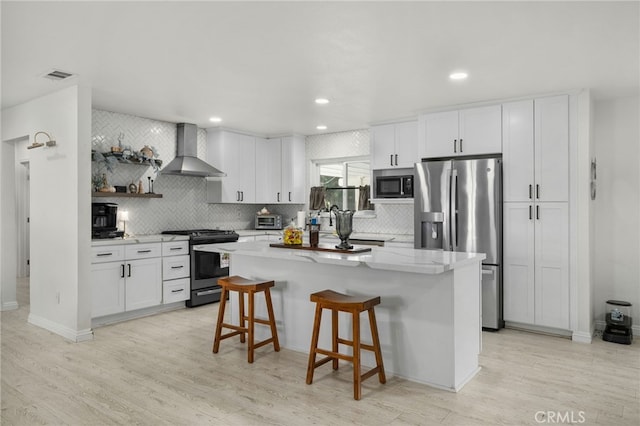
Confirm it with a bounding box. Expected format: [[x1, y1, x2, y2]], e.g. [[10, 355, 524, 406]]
[[91, 245, 125, 263], [125, 243, 162, 260], [163, 278, 190, 304], [162, 241, 189, 257], [163, 255, 190, 280]]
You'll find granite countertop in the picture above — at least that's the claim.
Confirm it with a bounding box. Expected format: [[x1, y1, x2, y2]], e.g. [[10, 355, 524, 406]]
[[91, 234, 189, 247], [237, 229, 414, 243], [196, 240, 484, 275]]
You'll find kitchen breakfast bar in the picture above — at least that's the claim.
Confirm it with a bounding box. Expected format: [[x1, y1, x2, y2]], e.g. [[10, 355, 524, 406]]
[[197, 241, 486, 392]]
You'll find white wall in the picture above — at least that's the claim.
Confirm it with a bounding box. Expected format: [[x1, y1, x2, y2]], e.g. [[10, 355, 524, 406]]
[[593, 95, 640, 328], [2, 85, 93, 341]]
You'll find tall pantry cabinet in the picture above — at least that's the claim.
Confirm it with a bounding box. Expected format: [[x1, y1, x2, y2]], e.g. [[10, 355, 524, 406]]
[[502, 95, 570, 330]]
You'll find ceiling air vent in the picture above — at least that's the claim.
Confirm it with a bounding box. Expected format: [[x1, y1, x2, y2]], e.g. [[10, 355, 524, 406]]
[[42, 69, 74, 81]]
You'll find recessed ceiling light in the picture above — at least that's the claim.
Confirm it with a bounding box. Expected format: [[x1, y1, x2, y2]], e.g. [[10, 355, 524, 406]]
[[209, 117, 222, 123], [315, 98, 329, 105], [316, 125, 327, 130], [449, 72, 468, 80]]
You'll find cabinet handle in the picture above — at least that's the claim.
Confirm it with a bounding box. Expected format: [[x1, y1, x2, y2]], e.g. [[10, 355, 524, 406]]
[[277, 192, 280, 202], [127, 263, 131, 277], [289, 192, 292, 202], [529, 185, 532, 200], [171, 265, 184, 269], [97, 252, 113, 257], [171, 289, 184, 293], [460, 138, 463, 152], [137, 249, 152, 254], [169, 247, 183, 251], [536, 205, 540, 220], [395, 154, 398, 166], [529, 205, 532, 220], [536, 184, 540, 200], [390, 154, 393, 166], [453, 139, 457, 153], [121, 264, 125, 278]]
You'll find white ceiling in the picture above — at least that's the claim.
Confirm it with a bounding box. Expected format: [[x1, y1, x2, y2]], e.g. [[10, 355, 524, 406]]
[[2, 1, 639, 137]]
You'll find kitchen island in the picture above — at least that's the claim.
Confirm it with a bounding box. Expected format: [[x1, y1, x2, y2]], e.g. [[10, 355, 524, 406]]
[[197, 241, 485, 392]]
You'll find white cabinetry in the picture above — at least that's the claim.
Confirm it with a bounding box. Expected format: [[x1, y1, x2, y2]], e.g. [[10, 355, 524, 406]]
[[206, 129, 256, 203], [503, 203, 569, 329], [255, 136, 306, 204], [91, 243, 162, 318], [502, 96, 569, 202], [371, 121, 419, 169], [162, 241, 190, 304], [420, 105, 502, 158]]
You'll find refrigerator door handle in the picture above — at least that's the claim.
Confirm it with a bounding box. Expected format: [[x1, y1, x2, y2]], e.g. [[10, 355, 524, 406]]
[[450, 169, 458, 251]]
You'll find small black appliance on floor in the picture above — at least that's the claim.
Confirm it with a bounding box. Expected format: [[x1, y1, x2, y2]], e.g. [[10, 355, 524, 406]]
[[603, 300, 633, 345]]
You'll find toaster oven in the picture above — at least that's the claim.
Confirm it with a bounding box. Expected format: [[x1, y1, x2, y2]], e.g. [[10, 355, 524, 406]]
[[255, 214, 283, 230]]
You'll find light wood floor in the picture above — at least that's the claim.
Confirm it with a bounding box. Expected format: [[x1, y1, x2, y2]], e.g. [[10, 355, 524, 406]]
[[2, 278, 638, 425]]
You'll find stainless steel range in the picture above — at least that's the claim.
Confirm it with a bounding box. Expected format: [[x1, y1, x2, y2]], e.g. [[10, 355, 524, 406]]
[[162, 229, 239, 307]]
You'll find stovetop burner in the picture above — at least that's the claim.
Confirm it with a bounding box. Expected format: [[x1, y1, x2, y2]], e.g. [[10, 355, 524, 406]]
[[162, 229, 239, 244]]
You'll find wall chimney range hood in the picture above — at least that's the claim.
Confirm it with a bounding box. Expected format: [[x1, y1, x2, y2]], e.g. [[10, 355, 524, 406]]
[[161, 123, 225, 177]]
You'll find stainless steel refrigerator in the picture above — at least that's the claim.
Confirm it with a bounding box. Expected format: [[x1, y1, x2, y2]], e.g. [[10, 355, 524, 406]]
[[414, 155, 503, 330]]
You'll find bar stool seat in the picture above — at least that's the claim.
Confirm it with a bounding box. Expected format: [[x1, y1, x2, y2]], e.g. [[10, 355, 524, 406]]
[[306, 289, 386, 400], [212, 275, 280, 363]]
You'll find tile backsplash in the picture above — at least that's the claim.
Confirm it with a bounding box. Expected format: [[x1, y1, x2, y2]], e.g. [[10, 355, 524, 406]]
[[91, 109, 302, 235], [92, 110, 412, 237]]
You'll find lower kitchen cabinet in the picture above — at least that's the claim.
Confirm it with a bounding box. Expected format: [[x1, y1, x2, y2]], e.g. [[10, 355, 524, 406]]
[[503, 202, 569, 329], [91, 243, 163, 318], [91, 261, 125, 317], [162, 241, 190, 304]]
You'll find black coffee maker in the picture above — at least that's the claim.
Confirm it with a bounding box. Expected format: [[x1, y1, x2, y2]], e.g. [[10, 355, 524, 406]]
[[92, 203, 124, 239]]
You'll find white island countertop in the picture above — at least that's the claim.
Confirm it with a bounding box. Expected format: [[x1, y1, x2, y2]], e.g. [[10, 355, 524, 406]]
[[195, 240, 485, 275]]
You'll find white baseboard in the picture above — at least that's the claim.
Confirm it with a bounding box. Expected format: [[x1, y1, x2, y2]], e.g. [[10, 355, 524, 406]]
[[1, 301, 19, 311], [571, 330, 593, 344], [91, 301, 185, 328], [28, 313, 95, 342]]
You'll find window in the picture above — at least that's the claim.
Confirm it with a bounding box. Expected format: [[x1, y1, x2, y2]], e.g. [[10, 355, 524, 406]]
[[312, 156, 372, 211]]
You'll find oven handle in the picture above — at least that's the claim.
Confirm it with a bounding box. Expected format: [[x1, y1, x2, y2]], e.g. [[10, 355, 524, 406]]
[[196, 288, 222, 296]]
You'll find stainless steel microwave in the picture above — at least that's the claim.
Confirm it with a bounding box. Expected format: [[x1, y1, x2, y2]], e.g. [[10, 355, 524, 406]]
[[375, 175, 413, 198], [255, 214, 283, 230]]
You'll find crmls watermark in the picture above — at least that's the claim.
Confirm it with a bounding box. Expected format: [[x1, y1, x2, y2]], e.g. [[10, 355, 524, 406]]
[[534, 411, 586, 424]]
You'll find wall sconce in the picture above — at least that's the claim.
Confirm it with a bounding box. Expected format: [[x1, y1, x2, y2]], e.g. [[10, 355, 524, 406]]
[[27, 131, 57, 149]]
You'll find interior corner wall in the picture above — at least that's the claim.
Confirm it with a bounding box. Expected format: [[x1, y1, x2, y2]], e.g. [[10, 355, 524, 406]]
[[1, 85, 93, 341], [0, 138, 19, 311], [593, 95, 640, 329]]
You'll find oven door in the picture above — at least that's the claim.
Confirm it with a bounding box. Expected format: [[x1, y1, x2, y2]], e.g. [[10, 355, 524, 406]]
[[191, 245, 229, 291]]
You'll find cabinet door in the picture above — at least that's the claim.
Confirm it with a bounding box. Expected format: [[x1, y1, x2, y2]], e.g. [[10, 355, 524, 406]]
[[255, 138, 281, 204], [394, 121, 419, 168], [371, 124, 396, 169], [535, 95, 569, 202], [422, 110, 458, 158], [91, 261, 125, 317], [502, 100, 535, 202], [125, 257, 162, 311], [281, 136, 306, 203], [238, 134, 257, 203], [207, 130, 240, 203], [534, 202, 569, 329], [503, 203, 535, 324], [458, 105, 502, 156]]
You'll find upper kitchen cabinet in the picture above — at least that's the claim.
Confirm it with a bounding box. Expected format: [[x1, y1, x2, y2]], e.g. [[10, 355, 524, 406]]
[[420, 105, 502, 158], [254, 135, 306, 204], [502, 95, 569, 202], [371, 121, 419, 169], [206, 129, 256, 203]]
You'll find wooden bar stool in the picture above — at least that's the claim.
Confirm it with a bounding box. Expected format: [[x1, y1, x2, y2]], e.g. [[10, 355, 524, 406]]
[[212, 275, 280, 363], [306, 289, 386, 400]]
